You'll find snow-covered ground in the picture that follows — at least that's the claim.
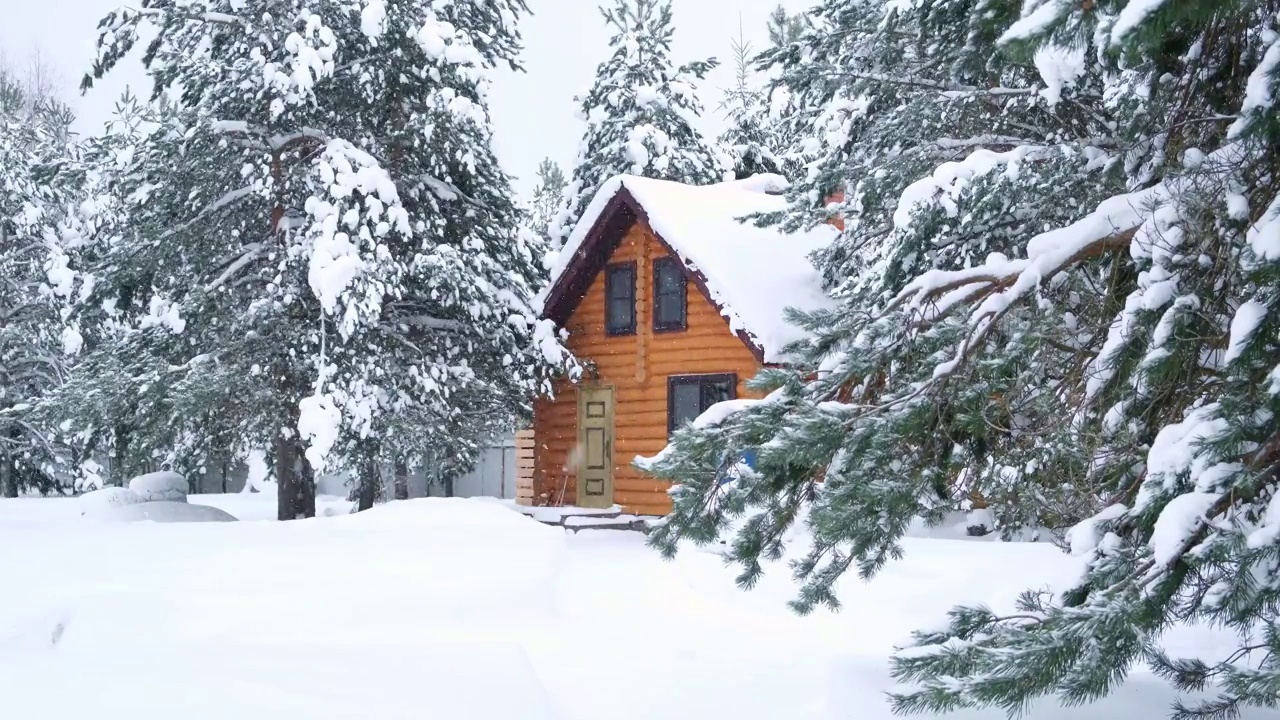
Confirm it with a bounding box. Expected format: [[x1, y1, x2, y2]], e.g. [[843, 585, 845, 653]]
[[0, 495, 1262, 720]]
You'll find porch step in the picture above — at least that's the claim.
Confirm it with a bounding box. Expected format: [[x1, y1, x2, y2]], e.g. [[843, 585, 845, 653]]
[[562, 514, 654, 533], [514, 504, 658, 534]]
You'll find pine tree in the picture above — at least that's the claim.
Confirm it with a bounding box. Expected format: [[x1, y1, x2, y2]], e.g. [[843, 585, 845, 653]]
[[765, 5, 806, 48], [717, 21, 782, 180], [304, 0, 570, 509], [550, 0, 724, 246], [750, 5, 811, 181], [67, 0, 571, 518], [648, 0, 1114, 576], [0, 56, 87, 497], [644, 0, 1280, 716], [529, 157, 566, 244]]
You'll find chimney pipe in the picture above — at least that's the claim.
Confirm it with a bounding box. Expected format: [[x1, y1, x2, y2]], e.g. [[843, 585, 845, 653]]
[[824, 187, 846, 232]]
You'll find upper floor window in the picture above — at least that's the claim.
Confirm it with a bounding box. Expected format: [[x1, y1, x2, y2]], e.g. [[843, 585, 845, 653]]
[[652, 256, 687, 332], [604, 262, 636, 336]]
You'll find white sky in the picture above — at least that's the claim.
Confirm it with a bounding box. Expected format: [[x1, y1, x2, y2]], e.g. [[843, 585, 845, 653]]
[[1, 0, 808, 197]]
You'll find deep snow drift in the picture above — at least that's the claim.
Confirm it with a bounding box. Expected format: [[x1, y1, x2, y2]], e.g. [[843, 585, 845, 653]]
[[0, 496, 1264, 720]]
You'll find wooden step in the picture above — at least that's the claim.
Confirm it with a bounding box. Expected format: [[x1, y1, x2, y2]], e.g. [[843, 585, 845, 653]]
[[563, 514, 654, 534], [514, 504, 657, 534], [516, 504, 623, 525]]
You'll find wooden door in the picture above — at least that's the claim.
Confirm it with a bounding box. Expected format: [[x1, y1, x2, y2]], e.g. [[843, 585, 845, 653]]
[[577, 386, 615, 508]]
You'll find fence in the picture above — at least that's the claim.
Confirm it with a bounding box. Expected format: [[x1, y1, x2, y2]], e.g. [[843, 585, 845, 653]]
[[147, 430, 536, 501], [446, 432, 519, 500], [515, 429, 534, 506]]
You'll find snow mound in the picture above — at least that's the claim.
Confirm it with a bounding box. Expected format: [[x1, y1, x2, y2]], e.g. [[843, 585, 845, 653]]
[[91, 501, 238, 524], [128, 471, 189, 502], [343, 496, 560, 536], [79, 486, 145, 514], [7, 641, 563, 720], [190, 492, 351, 521], [0, 495, 1261, 719], [321, 498, 568, 621]]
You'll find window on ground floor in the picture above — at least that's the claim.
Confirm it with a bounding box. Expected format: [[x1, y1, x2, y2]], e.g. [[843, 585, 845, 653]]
[[667, 373, 737, 435]]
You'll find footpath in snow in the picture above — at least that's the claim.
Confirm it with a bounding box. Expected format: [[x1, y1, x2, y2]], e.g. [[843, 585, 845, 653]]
[[0, 495, 1264, 720]]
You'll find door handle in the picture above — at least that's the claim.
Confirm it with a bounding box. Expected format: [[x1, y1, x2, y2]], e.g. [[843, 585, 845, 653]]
[[604, 437, 612, 459]]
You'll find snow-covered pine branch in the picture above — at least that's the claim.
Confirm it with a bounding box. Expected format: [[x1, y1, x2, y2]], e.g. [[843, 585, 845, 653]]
[[646, 0, 1280, 716]]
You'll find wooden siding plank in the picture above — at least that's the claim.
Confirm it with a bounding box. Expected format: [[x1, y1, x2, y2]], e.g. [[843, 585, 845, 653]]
[[614, 478, 673, 493]]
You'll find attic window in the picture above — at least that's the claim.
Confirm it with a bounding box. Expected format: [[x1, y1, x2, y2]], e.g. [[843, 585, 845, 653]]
[[652, 256, 687, 332], [668, 374, 737, 435], [604, 262, 636, 336]]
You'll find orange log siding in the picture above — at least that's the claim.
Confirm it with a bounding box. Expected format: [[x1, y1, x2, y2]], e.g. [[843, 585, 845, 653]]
[[532, 220, 763, 516]]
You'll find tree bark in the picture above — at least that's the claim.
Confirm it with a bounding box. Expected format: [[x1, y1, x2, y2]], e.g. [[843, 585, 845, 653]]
[[393, 459, 409, 500], [356, 456, 381, 512], [0, 427, 17, 497], [111, 421, 131, 486], [0, 450, 16, 498], [276, 433, 316, 520], [442, 473, 454, 498]]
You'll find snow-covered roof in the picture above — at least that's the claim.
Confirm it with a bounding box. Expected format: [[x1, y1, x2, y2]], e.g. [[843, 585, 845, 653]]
[[537, 174, 838, 363]]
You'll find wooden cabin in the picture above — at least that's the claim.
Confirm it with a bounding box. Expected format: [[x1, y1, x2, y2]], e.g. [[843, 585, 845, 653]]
[[528, 174, 838, 516]]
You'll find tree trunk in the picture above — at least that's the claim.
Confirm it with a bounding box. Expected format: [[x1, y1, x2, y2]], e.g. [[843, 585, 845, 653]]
[[393, 459, 409, 501], [0, 450, 16, 498], [0, 427, 17, 497], [356, 457, 381, 512], [442, 473, 454, 498], [275, 433, 316, 520], [111, 421, 131, 486], [356, 479, 377, 511]]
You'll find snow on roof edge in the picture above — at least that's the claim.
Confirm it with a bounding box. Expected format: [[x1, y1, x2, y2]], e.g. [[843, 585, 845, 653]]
[[534, 175, 629, 314]]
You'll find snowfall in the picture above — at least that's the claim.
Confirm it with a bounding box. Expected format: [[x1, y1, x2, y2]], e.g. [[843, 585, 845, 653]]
[[0, 493, 1271, 720]]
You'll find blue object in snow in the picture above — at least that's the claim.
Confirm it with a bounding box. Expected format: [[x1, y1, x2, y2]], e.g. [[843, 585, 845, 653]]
[[715, 448, 759, 487]]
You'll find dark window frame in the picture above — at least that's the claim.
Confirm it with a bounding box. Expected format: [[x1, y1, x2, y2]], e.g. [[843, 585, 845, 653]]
[[652, 256, 688, 332], [667, 373, 738, 435], [604, 262, 637, 336]]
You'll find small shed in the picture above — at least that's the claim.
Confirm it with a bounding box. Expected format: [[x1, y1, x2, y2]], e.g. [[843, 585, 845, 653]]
[[529, 174, 837, 515]]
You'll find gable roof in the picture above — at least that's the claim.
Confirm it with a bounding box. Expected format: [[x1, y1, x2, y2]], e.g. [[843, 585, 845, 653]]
[[536, 174, 838, 364]]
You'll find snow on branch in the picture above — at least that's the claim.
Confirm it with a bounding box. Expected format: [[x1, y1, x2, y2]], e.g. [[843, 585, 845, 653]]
[[128, 6, 243, 24], [159, 185, 259, 243], [819, 71, 1039, 97], [930, 135, 1037, 149], [885, 154, 1170, 386], [396, 315, 465, 331], [204, 243, 264, 291], [210, 120, 331, 151], [891, 189, 1150, 317], [200, 12, 243, 24], [269, 128, 331, 152], [893, 145, 1052, 230], [420, 174, 495, 212], [303, 139, 411, 338], [927, 226, 1135, 380]]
